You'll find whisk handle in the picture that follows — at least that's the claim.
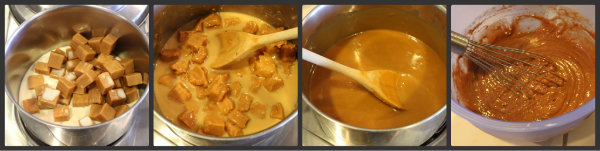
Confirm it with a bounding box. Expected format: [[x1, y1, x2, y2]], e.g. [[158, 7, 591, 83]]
[[451, 31, 469, 48]]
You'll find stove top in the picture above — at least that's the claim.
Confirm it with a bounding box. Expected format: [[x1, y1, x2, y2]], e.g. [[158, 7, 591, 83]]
[[4, 5, 150, 146]]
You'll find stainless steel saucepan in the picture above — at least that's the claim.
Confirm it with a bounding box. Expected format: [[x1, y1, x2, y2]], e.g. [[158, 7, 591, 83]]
[[5, 5, 149, 146]]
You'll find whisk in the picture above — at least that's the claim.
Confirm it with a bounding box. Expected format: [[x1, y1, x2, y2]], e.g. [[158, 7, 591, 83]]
[[450, 31, 563, 98]]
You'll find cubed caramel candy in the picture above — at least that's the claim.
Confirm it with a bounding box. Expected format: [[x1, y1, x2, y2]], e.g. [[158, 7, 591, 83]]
[[158, 74, 176, 87], [263, 75, 283, 92], [48, 52, 65, 69], [225, 121, 243, 137], [169, 83, 191, 103], [97, 103, 116, 122], [238, 94, 253, 112], [120, 58, 135, 74], [159, 48, 180, 62], [96, 53, 114, 67], [170, 59, 190, 75], [188, 66, 208, 87], [34, 62, 50, 74], [53, 106, 70, 122], [124, 73, 143, 86], [142, 72, 149, 84], [71, 93, 89, 107], [88, 87, 104, 104], [114, 78, 122, 88], [243, 21, 258, 34], [191, 47, 208, 64], [217, 97, 235, 114], [183, 33, 208, 54], [88, 37, 103, 52], [75, 44, 96, 61], [28, 75, 44, 89], [56, 78, 75, 99], [230, 81, 242, 98], [96, 72, 115, 94], [65, 59, 80, 71], [89, 103, 103, 121], [203, 113, 225, 136], [249, 75, 262, 93], [250, 54, 277, 77], [270, 103, 284, 120], [202, 13, 222, 29], [100, 34, 118, 54], [22, 98, 40, 114], [125, 87, 139, 103], [249, 102, 267, 119], [103, 60, 125, 79], [38, 87, 60, 109], [58, 97, 70, 105], [178, 110, 197, 130], [73, 85, 86, 94], [279, 43, 297, 62], [207, 80, 229, 102], [75, 70, 97, 88], [50, 68, 66, 78], [184, 100, 200, 113], [66, 48, 76, 60], [73, 61, 93, 76], [114, 105, 130, 116], [227, 109, 249, 128], [224, 17, 241, 27], [178, 30, 194, 42], [79, 116, 93, 126], [53, 48, 66, 56], [70, 33, 88, 49], [107, 88, 127, 106]]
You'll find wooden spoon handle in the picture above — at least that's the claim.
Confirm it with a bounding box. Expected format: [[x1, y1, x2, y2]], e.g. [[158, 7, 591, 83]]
[[302, 48, 363, 81], [258, 27, 298, 45]]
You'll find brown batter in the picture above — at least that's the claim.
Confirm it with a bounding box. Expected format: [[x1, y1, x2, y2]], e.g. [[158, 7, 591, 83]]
[[454, 13, 595, 121], [308, 29, 446, 129]]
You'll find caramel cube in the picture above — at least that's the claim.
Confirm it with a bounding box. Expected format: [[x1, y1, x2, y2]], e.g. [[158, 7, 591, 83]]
[[73, 61, 93, 76], [23, 98, 40, 114], [34, 62, 50, 74], [70, 33, 88, 49], [65, 59, 80, 71], [73, 86, 86, 94], [53, 48, 66, 56], [114, 105, 130, 116], [75, 70, 97, 88], [97, 103, 116, 122], [34, 84, 48, 97], [158, 74, 176, 87], [28, 75, 44, 89], [88, 87, 104, 104], [66, 48, 76, 60], [96, 53, 114, 68], [227, 109, 249, 128], [38, 87, 60, 109], [103, 60, 125, 79], [124, 73, 143, 86], [56, 78, 75, 99], [114, 78, 122, 88], [168, 83, 191, 103], [75, 44, 96, 61], [202, 13, 222, 29], [120, 58, 135, 74], [125, 87, 139, 103], [170, 59, 190, 75], [263, 75, 283, 92], [100, 34, 118, 54], [178, 110, 197, 130], [71, 93, 89, 107], [230, 81, 241, 98], [96, 72, 115, 94], [142, 72, 149, 84], [207, 81, 229, 102], [88, 37, 103, 52], [53, 106, 70, 122], [203, 113, 225, 136], [48, 52, 65, 69], [64, 72, 77, 81], [107, 88, 127, 106], [188, 66, 208, 87], [249, 102, 267, 119], [270, 103, 284, 120], [50, 68, 66, 78], [238, 94, 253, 112], [217, 97, 234, 114], [89, 104, 103, 121], [225, 121, 243, 137]]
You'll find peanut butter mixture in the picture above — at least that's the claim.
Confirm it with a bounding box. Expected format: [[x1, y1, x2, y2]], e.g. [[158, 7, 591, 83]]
[[154, 12, 298, 137]]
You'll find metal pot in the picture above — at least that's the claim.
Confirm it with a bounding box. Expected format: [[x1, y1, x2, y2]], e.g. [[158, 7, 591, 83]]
[[152, 5, 298, 146], [5, 5, 149, 146], [301, 5, 447, 146]]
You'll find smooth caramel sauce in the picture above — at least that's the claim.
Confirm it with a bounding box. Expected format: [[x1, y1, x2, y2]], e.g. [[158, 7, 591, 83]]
[[308, 29, 446, 129], [154, 12, 298, 136]]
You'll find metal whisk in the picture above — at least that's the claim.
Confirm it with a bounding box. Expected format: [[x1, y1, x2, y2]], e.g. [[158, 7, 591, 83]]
[[450, 31, 562, 98]]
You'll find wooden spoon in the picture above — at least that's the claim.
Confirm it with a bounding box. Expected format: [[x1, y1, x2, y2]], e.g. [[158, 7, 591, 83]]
[[211, 27, 298, 68], [303, 48, 408, 110]]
